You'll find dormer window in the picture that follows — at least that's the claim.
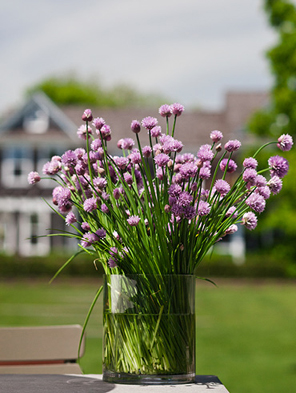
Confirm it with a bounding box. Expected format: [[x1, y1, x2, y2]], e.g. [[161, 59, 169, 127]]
[[1, 147, 33, 188], [23, 110, 49, 134]]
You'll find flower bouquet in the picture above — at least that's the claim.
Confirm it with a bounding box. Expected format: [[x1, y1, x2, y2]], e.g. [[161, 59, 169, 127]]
[[28, 103, 293, 384]]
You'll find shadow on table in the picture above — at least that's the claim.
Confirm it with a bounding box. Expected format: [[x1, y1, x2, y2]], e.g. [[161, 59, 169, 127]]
[[0, 375, 115, 393]]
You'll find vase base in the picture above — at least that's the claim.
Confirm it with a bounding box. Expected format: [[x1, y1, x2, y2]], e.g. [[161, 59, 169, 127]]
[[103, 371, 195, 385]]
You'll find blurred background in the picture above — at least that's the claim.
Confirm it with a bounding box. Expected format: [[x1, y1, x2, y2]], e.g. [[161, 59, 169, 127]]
[[0, 1, 296, 392]]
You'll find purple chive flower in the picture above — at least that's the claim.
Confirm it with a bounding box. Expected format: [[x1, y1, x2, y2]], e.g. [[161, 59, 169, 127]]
[[113, 188, 121, 200], [142, 145, 152, 158], [255, 186, 271, 200], [170, 103, 184, 116], [226, 206, 237, 218], [130, 120, 141, 133], [255, 175, 267, 188], [43, 159, 62, 175], [242, 212, 258, 230], [184, 205, 196, 220], [124, 172, 133, 185], [156, 167, 163, 180], [81, 232, 97, 248], [197, 201, 211, 216], [267, 175, 283, 194], [246, 193, 266, 213], [168, 184, 182, 197], [128, 151, 141, 164], [224, 139, 241, 152], [74, 148, 86, 159], [127, 215, 140, 226], [178, 191, 193, 207], [108, 247, 119, 268], [91, 139, 102, 151], [101, 203, 109, 214], [83, 197, 97, 212], [77, 124, 92, 140], [28, 171, 41, 184], [225, 224, 238, 235], [117, 138, 135, 150], [113, 156, 129, 170], [277, 134, 293, 151], [150, 126, 162, 138], [243, 168, 257, 184], [159, 104, 172, 117], [243, 157, 258, 169], [53, 187, 73, 213], [62, 150, 77, 167], [92, 117, 105, 130], [108, 258, 117, 268], [214, 179, 231, 196], [98, 124, 111, 140], [220, 158, 237, 173], [199, 166, 211, 180], [179, 162, 198, 179], [82, 109, 93, 122], [197, 144, 214, 162], [141, 116, 158, 130], [268, 155, 289, 178], [81, 222, 90, 231], [154, 153, 170, 167], [65, 211, 77, 226], [95, 228, 106, 239], [93, 177, 107, 190], [210, 130, 223, 143]]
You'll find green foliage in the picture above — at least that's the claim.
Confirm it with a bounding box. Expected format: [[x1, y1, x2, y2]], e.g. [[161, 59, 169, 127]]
[[247, 0, 296, 261], [26, 74, 166, 108]]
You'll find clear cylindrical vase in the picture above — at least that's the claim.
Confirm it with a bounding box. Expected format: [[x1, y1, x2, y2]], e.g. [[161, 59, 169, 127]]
[[103, 274, 195, 384]]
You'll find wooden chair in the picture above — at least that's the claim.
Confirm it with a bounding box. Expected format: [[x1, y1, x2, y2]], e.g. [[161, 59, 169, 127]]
[[0, 325, 85, 374]]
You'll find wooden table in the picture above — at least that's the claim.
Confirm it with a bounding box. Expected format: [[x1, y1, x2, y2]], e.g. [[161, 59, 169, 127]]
[[0, 374, 230, 392]]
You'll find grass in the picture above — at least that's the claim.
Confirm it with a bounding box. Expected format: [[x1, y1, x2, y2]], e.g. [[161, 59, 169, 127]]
[[0, 277, 296, 393]]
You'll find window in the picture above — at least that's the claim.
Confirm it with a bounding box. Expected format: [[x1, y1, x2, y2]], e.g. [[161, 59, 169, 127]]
[[1, 147, 33, 188]]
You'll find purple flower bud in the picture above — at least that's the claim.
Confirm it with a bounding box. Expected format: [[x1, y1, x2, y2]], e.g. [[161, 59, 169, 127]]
[[142, 145, 152, 158], [28, 171, 41, 184], [82, 109, 93, 122], [131, 120, 141, 133]]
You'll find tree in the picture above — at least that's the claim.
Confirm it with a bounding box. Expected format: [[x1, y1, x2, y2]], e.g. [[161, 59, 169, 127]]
[[248, 0, 296, 263], [26, 74, 166, 108]]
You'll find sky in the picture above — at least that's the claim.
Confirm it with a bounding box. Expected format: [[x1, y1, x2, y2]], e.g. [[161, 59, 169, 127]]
[[0, 0, 281, 115]]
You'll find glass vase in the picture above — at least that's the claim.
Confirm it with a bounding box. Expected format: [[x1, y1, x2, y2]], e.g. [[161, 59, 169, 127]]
[[102, 274, 196, 384]]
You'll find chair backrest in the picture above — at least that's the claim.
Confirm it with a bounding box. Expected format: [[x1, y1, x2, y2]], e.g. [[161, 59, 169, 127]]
[[0, 325, 85, 374]]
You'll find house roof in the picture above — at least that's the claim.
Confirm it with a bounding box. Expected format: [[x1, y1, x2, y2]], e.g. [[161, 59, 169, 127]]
[[0, 90, 269, 153], [0, 92, 78, 145]]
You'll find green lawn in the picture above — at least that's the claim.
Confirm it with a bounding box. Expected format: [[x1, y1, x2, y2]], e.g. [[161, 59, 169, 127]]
[[0, 277, 295, 393]]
